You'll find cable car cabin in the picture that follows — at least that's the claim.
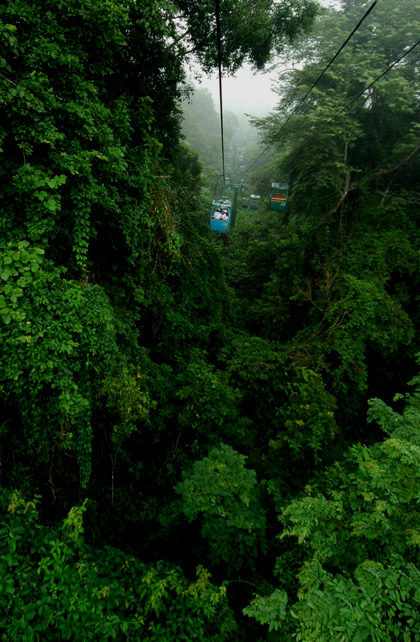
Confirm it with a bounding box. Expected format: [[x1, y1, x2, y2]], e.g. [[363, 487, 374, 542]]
[[210, 198, 231, 232], [270, 182, 289, 211], [241, 196, 249, 208], [249, 194, 261, 210]]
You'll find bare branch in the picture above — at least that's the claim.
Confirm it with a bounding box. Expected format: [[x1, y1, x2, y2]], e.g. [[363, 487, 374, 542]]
[[175, 46, 197, 59], [327, 140, 353, 216], [327, 143, 420, 216], [167, 26, 191, 50], [376, 144, 420, 176], [380, 177, 395, 206]]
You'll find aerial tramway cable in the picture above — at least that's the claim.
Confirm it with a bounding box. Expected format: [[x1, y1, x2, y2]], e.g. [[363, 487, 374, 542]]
[[243, 0, 380, 175], [210, 0, 233, 232], [215, 0, 225, 180]]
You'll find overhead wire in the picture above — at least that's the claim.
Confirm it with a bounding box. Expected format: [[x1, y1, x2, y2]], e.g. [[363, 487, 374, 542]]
[[243, 0, 379, 175], [215, 0, 226, 180]]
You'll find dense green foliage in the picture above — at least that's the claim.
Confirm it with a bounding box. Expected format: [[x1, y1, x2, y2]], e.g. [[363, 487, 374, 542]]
[[245, 379, 420, 640], [0, 491, 235, 641], [175, 444, 267, 570], [1, 0, 420, 639]]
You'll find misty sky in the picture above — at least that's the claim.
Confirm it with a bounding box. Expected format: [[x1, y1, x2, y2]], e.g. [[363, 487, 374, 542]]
[[198, 64, 279, 117]]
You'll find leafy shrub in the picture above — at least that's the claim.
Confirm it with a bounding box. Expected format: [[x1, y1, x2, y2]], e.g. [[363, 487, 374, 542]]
[[0, 489, 236, 641]]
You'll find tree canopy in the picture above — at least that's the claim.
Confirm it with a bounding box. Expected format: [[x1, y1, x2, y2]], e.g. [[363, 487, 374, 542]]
[[172, 0, 319, 72], [1, 0, 420, 640]]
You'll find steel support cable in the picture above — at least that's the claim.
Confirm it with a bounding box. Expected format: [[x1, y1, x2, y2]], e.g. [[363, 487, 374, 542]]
[[215, 0, 225, 180], [243, 0, 379, 175], [292, 38, 420, 154]]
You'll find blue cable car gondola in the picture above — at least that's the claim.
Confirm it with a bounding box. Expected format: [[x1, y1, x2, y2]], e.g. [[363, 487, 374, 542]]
[[270, 182, 289, 211], [241, 196, 249, 208], [249, 194, 261, 210], [210, 197, 231, 232]]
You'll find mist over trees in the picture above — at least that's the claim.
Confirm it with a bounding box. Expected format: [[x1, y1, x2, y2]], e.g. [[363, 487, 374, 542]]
[[180, 86, 235, 172], [1, 0, 420, 640], [180, 85, 264, 174]]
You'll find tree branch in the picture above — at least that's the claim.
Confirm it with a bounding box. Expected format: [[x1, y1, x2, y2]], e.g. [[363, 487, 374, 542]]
[[167, 26, 191, 50], [327, 143, 420, 216], [327, 140, 353, 216], [376, 144, 420, 176], [175, 46, 197, 59]]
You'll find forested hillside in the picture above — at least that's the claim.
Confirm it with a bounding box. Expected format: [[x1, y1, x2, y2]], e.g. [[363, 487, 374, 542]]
[[1, 0, 420, 640], [180, 86, 240, 172]]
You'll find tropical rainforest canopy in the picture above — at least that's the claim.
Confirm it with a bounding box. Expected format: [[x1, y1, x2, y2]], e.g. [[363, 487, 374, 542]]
[[1, 0, 420, 640]]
